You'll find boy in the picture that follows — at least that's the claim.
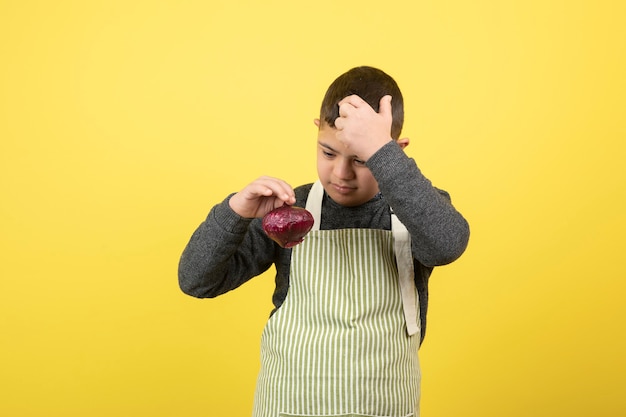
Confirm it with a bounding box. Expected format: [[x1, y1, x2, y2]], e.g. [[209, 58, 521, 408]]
[[178, 66, 470, 417]]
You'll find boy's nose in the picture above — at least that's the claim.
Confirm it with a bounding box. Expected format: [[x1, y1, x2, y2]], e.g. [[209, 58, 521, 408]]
[[333, 159, 355, 180]]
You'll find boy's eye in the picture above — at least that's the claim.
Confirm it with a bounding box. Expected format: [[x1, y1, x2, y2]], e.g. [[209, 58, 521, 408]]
[[353, 158, 366, 166], [322, 151, 335, 158]]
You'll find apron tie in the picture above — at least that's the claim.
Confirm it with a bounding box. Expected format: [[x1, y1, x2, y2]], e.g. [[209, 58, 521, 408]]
[[391, 211, 420, 336]]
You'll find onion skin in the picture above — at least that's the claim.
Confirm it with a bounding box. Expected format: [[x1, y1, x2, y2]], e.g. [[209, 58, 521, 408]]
[[262, 205, 314, 248]]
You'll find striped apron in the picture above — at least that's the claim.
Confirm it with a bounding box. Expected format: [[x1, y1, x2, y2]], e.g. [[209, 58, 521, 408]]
[[252, 181, 421, 417]]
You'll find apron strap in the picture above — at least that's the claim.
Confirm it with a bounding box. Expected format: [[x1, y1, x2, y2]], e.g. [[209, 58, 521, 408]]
[[391, 211, 420, 336], [305, 180, 420, 336], [305, 180, 324, 231]]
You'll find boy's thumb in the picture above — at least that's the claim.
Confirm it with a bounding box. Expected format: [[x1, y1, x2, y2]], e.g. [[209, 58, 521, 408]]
[[379, 95, 393, 117]]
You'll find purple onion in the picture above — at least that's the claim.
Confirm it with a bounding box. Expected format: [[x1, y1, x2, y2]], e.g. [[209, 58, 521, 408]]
[[262, 204, 314, 248]]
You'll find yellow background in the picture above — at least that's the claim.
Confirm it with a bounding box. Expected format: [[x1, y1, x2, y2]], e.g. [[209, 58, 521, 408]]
[[1, 0, 625, 416]]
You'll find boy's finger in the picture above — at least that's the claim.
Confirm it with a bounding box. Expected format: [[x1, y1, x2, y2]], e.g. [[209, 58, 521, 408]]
[[338, 94, 366, 108], [338, 102, 351, 118], [254, 176, 295, 203], [378, 95, 393, 117], [334, 116, 344, 130]]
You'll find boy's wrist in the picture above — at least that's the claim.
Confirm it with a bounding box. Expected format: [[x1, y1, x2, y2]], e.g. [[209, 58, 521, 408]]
[[361, 137, 393, 162], [366, 141, 407, 175], [213, 194, 253, 234]]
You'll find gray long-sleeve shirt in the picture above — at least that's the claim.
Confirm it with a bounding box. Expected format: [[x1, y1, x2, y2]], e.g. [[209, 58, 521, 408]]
[[178, 141, 470, 344]]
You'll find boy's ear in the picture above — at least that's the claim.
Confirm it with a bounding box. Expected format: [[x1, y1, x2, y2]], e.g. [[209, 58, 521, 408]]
[[397, 137, 410, 150], [314, 118, 321, 127]]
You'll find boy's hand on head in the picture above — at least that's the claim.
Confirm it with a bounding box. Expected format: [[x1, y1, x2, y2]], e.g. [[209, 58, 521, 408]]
[[334, 94, 393, 161], [229, 176, 296, 219]]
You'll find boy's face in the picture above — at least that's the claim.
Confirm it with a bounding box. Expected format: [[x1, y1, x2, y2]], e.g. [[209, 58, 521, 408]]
[[315, 121, 380, 207]]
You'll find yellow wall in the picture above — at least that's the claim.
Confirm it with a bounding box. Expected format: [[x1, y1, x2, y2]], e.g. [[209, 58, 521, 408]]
[[1, 1, 625, 416]]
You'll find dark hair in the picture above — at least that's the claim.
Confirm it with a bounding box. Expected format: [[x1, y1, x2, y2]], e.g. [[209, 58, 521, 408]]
[[320, 66, 404, 140]]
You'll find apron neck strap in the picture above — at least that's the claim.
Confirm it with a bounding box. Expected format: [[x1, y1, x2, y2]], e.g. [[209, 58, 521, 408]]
[[305, 180, 324, 231]]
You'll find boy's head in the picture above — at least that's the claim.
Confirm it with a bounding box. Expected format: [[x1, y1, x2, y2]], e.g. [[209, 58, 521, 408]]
[[315, 66, 408, 207], [319, 66, 404, 140]]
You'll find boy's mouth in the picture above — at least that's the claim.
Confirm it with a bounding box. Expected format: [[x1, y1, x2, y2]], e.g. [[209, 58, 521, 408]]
[[331, 183, 356, 194]]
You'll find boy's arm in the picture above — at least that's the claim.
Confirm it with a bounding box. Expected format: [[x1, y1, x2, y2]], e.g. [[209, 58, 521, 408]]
[[367, 141, 470, 267], [179, 176, 295, 298], [177, 195, 276, 298]]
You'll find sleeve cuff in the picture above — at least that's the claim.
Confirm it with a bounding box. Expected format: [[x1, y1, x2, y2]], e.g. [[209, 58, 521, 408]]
[[210, 193, 253, 235], [367, 141, 413, 182]]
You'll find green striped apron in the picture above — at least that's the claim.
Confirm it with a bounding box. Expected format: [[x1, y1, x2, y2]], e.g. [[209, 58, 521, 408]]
[[253, 181, 421, 417]]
